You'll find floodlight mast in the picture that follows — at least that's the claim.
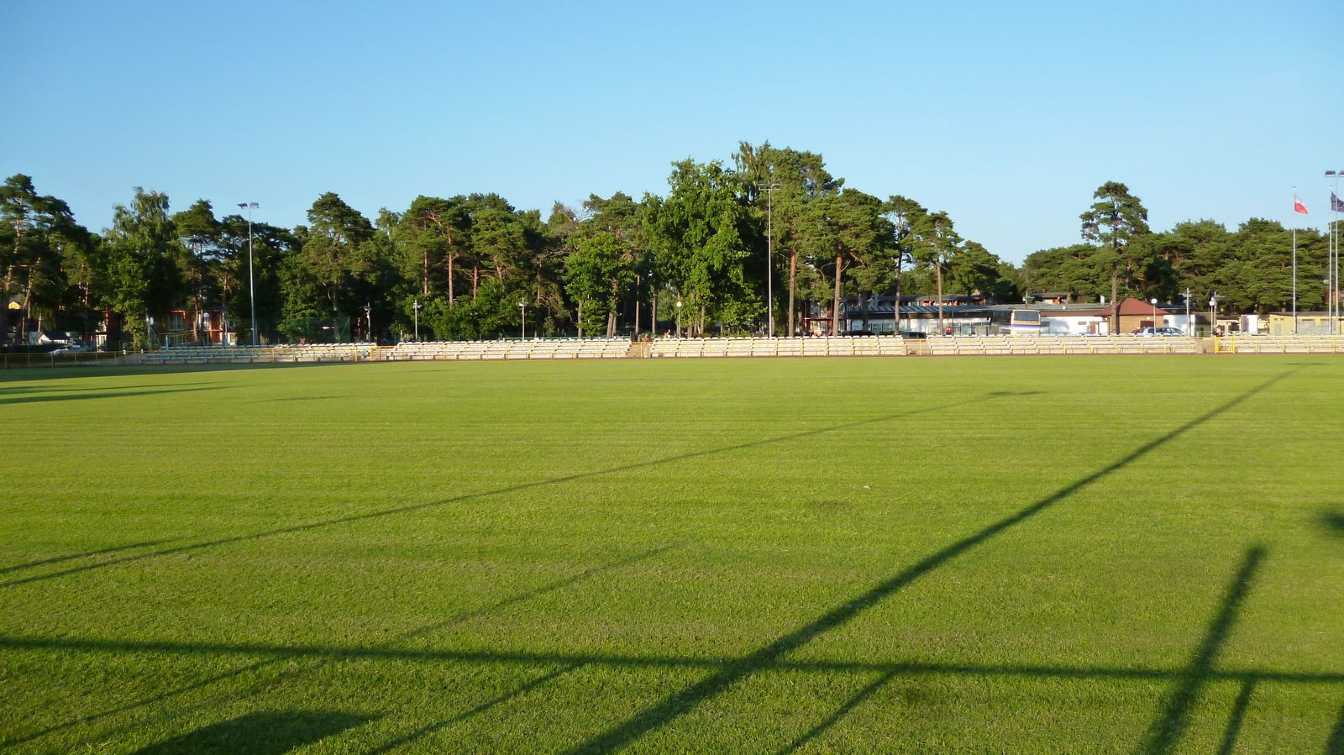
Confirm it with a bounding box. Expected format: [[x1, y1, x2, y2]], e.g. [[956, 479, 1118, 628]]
[[238, 202, 259, 346], [1327, 170, 1342, 334]]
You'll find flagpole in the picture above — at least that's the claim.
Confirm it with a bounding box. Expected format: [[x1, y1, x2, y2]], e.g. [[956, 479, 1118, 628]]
[[1292, 191, 1298, 335]]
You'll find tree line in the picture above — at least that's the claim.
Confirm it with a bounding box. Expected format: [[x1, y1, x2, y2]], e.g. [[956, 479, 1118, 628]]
[[1, 144, 1330, 349]]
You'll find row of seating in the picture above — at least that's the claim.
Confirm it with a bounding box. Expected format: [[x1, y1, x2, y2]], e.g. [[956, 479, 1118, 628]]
[[925, 336, 1202, 356], [1218, 336, 1344, 354], [135, 343, 373, 365], [378, 339, 631, 361], [649, 336, 909, 358]]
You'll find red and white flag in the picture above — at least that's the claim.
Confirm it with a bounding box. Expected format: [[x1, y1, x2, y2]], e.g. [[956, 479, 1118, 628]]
[[1293, 196, 1309, 215]]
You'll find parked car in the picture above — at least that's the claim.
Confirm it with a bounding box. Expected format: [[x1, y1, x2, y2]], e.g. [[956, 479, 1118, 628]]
[[1133, 326, 1184, 337]]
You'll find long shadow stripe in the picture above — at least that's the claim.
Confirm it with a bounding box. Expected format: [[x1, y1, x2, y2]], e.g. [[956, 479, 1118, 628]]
[[0, 539, 178, 575], [1215, 679, 1256, 755], [3, 637, 1340, 686], [2, 399, 975, 589], [569, 371, 1295, 753], [3, 545, 676, 749], [776, 670, 899, 755], [365, 663, 584, 755], [1139, 546, 1266, 754]]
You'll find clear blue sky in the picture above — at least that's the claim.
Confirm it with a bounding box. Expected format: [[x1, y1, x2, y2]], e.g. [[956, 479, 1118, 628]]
[[4, 1, 1340, 262]]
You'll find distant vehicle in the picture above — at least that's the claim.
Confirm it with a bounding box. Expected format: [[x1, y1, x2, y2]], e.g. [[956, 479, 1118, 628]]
[[1133, 326, 1184, 337], [1009, 309, 1041, 334]]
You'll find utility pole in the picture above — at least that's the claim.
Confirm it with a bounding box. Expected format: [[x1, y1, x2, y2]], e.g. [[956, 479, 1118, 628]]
[[238, 202, 259, 345]]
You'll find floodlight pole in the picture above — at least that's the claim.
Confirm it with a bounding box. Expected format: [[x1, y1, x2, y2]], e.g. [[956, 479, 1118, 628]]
[[412, 298, 421, 341], [764, 181, 777, 337], [675, 300, 683, 338], [1327, 170, 1342, 334], [238, 202, 259, 346]]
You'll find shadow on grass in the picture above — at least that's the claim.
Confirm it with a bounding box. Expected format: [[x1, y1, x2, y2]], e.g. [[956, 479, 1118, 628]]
[[0, 385, 223, 407], [365, 663, 584, 754], [568, 371, 1295, 753], [3, 370, 1324, 752], [1215, 679, 1256, 755], [775, 669, 900, 755], [0, 382, 214, 396], [1328, 704, 1344, 755], [1321, 510, 1344, 538], [0, 539, 178, 576], [1, 397, 981, 589], [1, 544, 677, 748], [1140, 546, 1264, 754], [130, 710, 372, 755]]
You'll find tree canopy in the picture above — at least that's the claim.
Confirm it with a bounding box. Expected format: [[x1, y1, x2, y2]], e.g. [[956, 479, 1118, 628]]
[[3, 148, 1320, 349]]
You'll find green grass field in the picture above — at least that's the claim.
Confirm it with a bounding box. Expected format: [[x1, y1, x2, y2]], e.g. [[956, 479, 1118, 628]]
[[3, 356, 1343, 753]]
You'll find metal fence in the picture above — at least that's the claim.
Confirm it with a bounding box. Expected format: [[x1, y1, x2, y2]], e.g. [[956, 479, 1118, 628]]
[[0, 351, 128, 370]]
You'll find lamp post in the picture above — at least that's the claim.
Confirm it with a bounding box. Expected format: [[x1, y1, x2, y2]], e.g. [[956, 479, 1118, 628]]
[[1209, 292, 1217, 337], [675, 300, 683, 338], [1182, 287, 1191, 336], [763, 181, 778, 337], [1327, 170, 1342, 334], [1149, 298, 1159, 330], [518, 299, 526, 340], [237, 202, 258, 345], [412, 298, 421, 341]]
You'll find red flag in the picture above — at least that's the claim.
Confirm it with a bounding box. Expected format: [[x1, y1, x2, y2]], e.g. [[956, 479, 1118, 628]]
[[1294, 196, 1309, 215]]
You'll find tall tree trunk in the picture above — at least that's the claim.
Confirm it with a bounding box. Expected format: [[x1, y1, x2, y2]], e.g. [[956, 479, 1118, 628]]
[[788, 251, 797, 337], [447, 253, 455, 304], [936, 261, 945, 334], [422, 249, 430, 296], [471, 266, 479, 300], [1110, 270, 1119, 334], [832, 253, 843, 336], [606, 309, 616, 338], [894, 256, 902, 336], [0, 268, 10, 346]]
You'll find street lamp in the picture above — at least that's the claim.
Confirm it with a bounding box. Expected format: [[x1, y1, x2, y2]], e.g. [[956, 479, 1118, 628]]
[[1208, 293, 1217, 337], [237, 202, 259, 345], [1326, 170, 1342, 333], [675, 300, 683, 338], [518, 299, 526, 340], [1149, 298, 1159, 329], [762, 181, 778, 337], [412, 299, 421, 341]]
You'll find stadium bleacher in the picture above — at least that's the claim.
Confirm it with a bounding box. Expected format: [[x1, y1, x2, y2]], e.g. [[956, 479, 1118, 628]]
[[380, 339, 630, 361], [119, 334, 1344, 367], [924, 335, 1202, 356], [648, 336, 908, 358], [133, 343, 374, 365], [1217, 335, 1344, 354]]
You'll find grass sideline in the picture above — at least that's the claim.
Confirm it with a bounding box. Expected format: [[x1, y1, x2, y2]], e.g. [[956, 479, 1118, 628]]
[[2, 357, 1342, 752]]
